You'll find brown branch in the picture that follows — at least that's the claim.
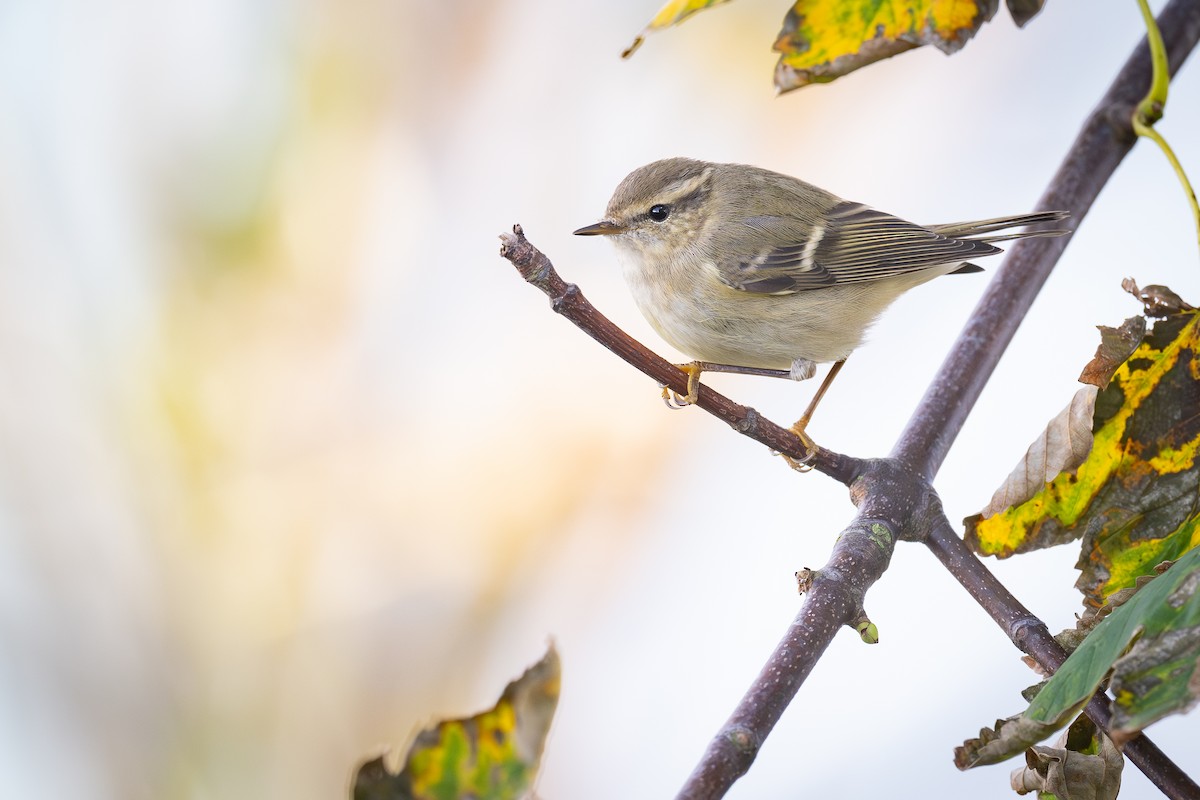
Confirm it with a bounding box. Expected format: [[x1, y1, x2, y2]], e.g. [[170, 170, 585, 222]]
[[498, 225, 863, 485], [676, 521, 881, 795], [675, 457, 936, 797], [495, 2, 1200, 798]]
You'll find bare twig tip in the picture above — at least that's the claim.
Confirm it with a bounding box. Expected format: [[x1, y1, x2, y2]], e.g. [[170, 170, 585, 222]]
[[499, 224, 527, 259]]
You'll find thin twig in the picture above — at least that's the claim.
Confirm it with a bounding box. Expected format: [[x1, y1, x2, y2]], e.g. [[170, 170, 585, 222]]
[[498, 225, 863, 485]]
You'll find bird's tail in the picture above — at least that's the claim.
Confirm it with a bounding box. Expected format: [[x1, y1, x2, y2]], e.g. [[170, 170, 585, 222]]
[[928, 210, 1071, 243]]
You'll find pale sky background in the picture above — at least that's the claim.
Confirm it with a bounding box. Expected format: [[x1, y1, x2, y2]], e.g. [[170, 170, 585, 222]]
[[0, 1, 1198, 799]]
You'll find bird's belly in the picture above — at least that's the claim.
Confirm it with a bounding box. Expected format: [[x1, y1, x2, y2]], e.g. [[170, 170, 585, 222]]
[[615, 233, 964, 372], [630, 279, 862, 370]]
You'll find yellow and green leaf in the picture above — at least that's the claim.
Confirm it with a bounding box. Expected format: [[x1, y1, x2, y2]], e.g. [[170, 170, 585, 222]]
[[773, 0, 996, 92], [966, 311, 1200, 606], [352, 644, 561, 800], [621, 1, 1046, 90]]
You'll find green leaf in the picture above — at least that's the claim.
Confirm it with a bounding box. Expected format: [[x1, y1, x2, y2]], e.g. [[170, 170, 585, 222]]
[[1027, 548, 1200, 743], [773, 0, 997, 92], [352, 644, 561, 800], [1107, 575, 1200, 741], [959, 552, 1200, 769]]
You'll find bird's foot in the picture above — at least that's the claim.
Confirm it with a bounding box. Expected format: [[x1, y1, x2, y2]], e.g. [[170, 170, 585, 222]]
[[661, 362, 703, 409], [783, 416, 819, 472]]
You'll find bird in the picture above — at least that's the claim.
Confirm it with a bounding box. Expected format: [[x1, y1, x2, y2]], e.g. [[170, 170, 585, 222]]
[[574, 157, 1068, 455]]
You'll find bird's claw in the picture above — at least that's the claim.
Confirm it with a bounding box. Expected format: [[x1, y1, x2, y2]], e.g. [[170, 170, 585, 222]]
[[660, 385, 690, 409], [783, 419, 819, 473], [660, 363, 703, 409]]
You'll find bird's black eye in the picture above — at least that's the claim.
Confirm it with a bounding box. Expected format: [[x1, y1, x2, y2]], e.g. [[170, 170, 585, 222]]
[[648, 204, 671, 222]]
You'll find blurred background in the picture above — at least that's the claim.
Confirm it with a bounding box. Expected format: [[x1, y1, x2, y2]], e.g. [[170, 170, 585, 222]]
[[0, 1, 1197, 798]]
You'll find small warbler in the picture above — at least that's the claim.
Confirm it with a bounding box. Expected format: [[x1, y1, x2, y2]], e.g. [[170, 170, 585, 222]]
[[575, 157, 1067, 445]]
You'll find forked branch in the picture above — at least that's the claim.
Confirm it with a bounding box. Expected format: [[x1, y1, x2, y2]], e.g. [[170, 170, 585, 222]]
[[496, 0, 1200, 797]]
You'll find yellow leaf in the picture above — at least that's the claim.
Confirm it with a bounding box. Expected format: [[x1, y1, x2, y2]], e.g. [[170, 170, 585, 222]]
[[623, 0, 732, 58]]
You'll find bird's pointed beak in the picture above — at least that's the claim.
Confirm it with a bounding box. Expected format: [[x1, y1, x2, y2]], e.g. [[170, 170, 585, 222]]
[[573, 220, 626, 236]]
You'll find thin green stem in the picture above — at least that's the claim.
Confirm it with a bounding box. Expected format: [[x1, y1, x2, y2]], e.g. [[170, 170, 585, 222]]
[[1134, 117, 1200, 247], [1136, 0, 1170, 120], [1134, 0, 1200, 255]]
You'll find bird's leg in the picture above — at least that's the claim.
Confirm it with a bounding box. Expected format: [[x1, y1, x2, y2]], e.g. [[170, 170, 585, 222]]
[[780, 359, 844, 470], [790, 359, 845, 440], [661, 361, 797, 408]]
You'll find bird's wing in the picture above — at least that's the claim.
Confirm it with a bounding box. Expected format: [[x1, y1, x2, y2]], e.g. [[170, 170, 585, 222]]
[[716, 202, 1002, 295]]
